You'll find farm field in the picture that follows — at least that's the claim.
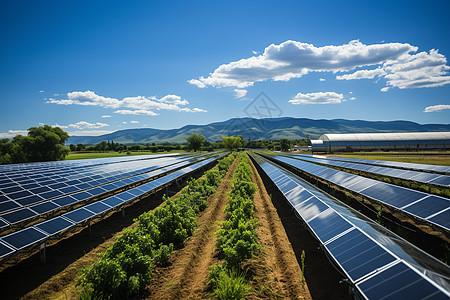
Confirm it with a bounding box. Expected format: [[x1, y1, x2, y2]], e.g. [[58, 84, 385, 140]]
[[1, 151, 449, 299], [3, 153, 313, 299]]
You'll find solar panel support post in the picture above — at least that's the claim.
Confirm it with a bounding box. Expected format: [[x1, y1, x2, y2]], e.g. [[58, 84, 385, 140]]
[[88, 219, 91, 236], [121, 207, 125, 218], [40, 242, 46, 264]]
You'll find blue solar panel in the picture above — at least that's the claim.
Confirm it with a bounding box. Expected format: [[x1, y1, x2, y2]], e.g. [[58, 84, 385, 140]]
[[1, 208, 36, 224], [326, 229, 396, 281], [71, 191, 93, 201], [16, 194, 43, 206], [308, 210, 353, 243], [35, 217, 74, 235], [269, 154, 450, 232], [254, 154, 450, 299], [0, 201, 20, 214], [404, 196, 450, 219], [29, 201, 59, 214], [0, 241, 15, 258], [428, 209, 450, 230], [7, 190, 33, 200], [63, 208, 95, 223], [1, 227, 47, 250], [84, 202, 111, 214], [101, 196, 124, 208], [52, 195, 78, 207], [357, 262, 449, 300]]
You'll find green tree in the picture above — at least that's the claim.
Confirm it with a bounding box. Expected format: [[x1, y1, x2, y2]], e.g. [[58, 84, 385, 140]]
[[186, 134, 206, 152], [222, 136, 243, 151], [280, 139, 291, 151], [69, 144, 76, 151]]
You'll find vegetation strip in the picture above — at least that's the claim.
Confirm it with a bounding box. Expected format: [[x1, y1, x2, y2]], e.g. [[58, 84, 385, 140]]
[[208, 153, 260, 299], [77, 153, 236, 299]]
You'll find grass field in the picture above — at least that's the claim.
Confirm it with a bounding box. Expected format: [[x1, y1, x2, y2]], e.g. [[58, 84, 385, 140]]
[[328, 152, 450, 166], [65, 150, 189, 160]]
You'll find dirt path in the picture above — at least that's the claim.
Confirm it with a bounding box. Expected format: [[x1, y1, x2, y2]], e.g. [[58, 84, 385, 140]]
[[146, 158, 238, 299], [248, 157, 312, 300]]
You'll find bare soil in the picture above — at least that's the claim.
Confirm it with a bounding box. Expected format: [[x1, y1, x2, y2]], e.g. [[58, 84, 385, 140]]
[[146, 158, 238, 299], [252, 158, 351, 300], [247, 158, 311, 299]]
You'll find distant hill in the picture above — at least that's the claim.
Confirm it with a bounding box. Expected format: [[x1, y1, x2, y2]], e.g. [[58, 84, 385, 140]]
[[67, 117, 450, 145]]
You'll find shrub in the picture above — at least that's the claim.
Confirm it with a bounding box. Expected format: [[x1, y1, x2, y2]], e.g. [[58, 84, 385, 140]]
[[209, 265, 251, 300]]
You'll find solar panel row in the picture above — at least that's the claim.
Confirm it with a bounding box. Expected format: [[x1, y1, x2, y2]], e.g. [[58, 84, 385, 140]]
[[266, 154, 450, 233], [288, 152, 450, 175], [284, 153, 450, 188], [0, 154, 224, 261], [252, 154, 450, 300], [0, 155, 207, 232], [0, 154, 193, 205]]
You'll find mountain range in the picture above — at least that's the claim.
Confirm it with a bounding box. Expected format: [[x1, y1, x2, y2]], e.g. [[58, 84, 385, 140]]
[[67, 117, 450, 145]]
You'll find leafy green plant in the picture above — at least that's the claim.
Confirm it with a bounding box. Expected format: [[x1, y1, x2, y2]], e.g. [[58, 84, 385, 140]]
[[208, 266, 251, 300], [78, 153, 236, 299]]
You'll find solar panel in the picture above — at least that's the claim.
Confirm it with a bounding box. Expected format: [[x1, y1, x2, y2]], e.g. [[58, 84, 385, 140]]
[[356, 261, 449, 299], [253, 154, 450, 299], [0, 241, 15, 259], [1, 227, 47, 250], [268, 154, 450, 232], [287, 152, 450, 176], [35, 217, 74, 236], [1, 208, 37, 224], [63, 208, 95, 224], [284, 153, 450, 188]]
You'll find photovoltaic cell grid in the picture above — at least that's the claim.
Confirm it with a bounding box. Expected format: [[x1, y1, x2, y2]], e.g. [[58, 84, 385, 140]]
[[284, 153, 450, 187], [254, 155, 450, 299], [0, 153, 225, 261], [0, 154, 201, 229], [269, 154, 450, 232], [289, 152, 450, 175]]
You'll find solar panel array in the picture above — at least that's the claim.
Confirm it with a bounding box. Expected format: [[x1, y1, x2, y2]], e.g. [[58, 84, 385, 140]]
[[0, 154, 203, 230], [284, 153, 450, 188], [0, 152, 226, 262], [263, 154, 450, 233], [290, 152, 450, 175], [252, 154, 450, 299]]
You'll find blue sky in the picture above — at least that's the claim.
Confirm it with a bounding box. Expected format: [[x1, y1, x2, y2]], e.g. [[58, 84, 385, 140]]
[[1, 0, 450, 138]]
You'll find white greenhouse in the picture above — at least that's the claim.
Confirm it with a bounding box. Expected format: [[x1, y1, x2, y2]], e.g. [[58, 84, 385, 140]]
[[310, 132, 450, 153]]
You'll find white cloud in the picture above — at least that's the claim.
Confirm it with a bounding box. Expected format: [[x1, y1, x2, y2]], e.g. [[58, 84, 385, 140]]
[[67, 121, 109, 129], [52, 123, 69, 129], [349, 97, 356, 100], [189, 40, 450, 91], [101, 115, 111, 118], [234, 89, 248, 99], [336, 68, 386, 80], [252, 50, 258, 55], [69, 130, 114, 136], [122, 122, 127, 124], [130, 120, 139, 124], [114, 109, 159, 116], [0, 130, 28, 138], [47, 91, 205, 115], [39, 90, 44, 93], [380, 87, 389, 92], [319, 78, 326, 81], [289, 92, 344, 105], [424, 104, 450, 112], [187, 79, 206, 88]]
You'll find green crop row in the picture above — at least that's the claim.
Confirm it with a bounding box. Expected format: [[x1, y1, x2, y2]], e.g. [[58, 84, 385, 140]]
[[209, 153, 260, 299], [77, 153, 236, 299]]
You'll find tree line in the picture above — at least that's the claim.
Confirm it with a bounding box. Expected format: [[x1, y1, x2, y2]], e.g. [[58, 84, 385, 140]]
[[0, 125, 309, 165]]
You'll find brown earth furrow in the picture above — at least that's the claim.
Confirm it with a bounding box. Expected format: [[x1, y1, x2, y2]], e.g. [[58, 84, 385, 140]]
[[146, 157, 238, 299], [249, 157, 312, 299]]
